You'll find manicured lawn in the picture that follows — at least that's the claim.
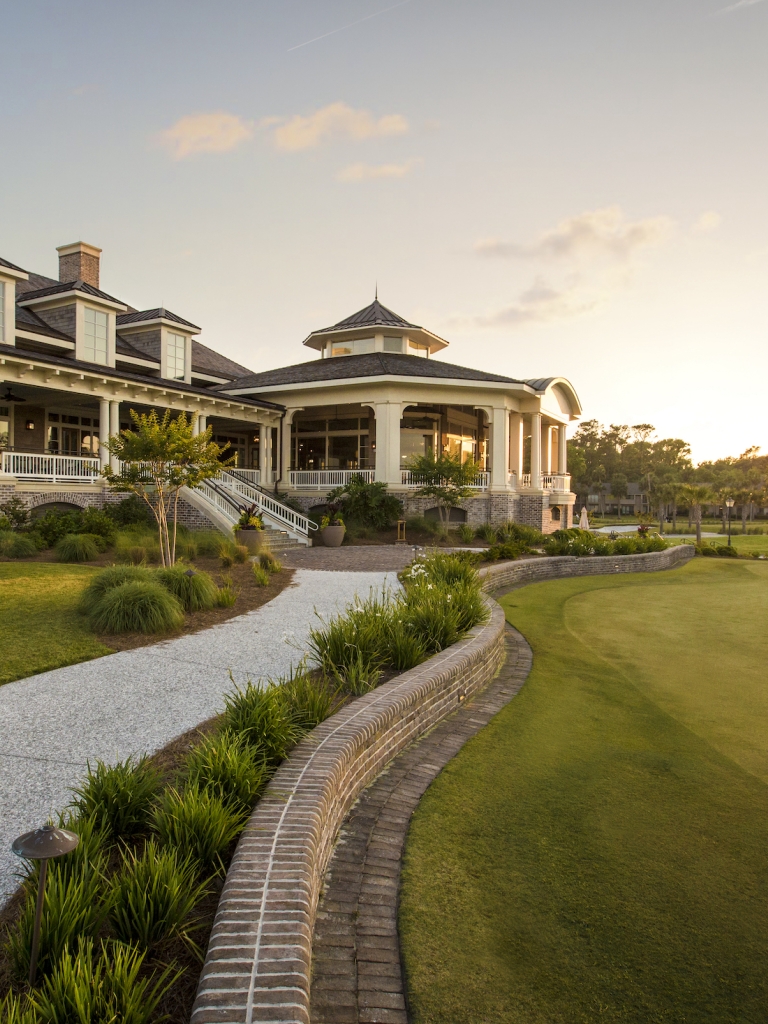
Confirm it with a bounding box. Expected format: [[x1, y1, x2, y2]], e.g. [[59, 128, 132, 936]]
[[399, 559, 768, 1023], [702, 533, 768, 555], [0, 563, 113, 685]]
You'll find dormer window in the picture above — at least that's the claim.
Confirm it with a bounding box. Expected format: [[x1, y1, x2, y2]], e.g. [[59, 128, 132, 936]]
[[166, 332, 186, 379], [84, 307, 108, 364]]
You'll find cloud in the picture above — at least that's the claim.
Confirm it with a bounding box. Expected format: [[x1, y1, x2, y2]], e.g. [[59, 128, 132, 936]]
[[271, 102, 408, 152], [474, 206, 673, 263], [157, 112, 253, 160], [693, 210, 722, 232], [714, 0, 765, 14], [475, 278, 605, 329], [337, 158, 421, 182]]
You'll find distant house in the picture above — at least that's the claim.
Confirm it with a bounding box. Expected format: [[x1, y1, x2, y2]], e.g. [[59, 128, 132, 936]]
[[1, 242, 582, 539]]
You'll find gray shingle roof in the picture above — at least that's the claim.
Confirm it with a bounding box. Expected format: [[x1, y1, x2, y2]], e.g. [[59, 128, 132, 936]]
[[191, 340, 252, 380], [117, 307, 201, 330], [0, 256, 27, 273], [17, 279, 125, 305], [16, 272, 60, 296], [317, 299, 420, 334], [115, 334, 159, 362], [221, 352, 526, 391], [15, 305, 75, 342]]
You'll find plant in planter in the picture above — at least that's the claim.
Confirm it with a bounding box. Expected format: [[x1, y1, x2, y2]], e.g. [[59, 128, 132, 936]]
[[319, 504, 345, 547], [235, 503, 266, 553]]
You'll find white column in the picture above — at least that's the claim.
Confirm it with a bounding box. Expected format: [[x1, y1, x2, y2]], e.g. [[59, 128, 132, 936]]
[[192, 414, 200, 436], [99, 399, 110, 470], [490, 407, 510, 490], [280, 416, 293, 487], [259, 424, 272, 485], [108, 401, 120, 474], [530, 411, 542, 490], [558, 425, 567, 474], [543, 424, 553, 475], [509, 412, 523, 485], [373, 403, 402, 486], [198, 415, 207, 436]]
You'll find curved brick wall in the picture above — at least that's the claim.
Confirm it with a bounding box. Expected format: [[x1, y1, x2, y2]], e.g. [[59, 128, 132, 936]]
[[191, 544, 694, 1024]]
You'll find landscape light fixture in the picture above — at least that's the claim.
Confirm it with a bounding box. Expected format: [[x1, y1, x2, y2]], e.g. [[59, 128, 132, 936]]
[[11, 824, 79, 985], [725, 497, 735, 547]]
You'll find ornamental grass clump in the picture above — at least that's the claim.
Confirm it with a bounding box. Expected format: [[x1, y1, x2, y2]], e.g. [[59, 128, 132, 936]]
[[77, 564, 154, 615], [71, 755, 160, 839], [307, 590, 392, 681], [107, 841, 208, 952], [259, 551, 281, 574], [252, 565, 270, 586], [87, 579, 184, 634], [152, 784, 245, 876], [0, 531, 38, 559], [221, 680, 301, 764], [154, 563, 219, 611], [29, 939, 178, 1024], [277, 665, 341, 730], [184, 732, 269, 815], [54, 533, 100, 563]]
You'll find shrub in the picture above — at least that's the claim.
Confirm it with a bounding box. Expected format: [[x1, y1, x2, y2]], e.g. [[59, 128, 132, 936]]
[[193, 530, 225, 556], [114, 528, 162, 565], [0, 495, 31, 530], [175, 538, 198, 561], [108, 841, 208, 951], [252, 565, 270, 586], [278, 665, 340, 730], [216, 575, 239, 606], [386, 618, 428, 671], [0, 531, 38, 559], [405, 515, 440, 536], [325, 477, 402, 529], [259, 551, 282, 574], [307, 591, 391, 679], [88, 580, 184, 633], [717, 544, 739, 557], [155, 563, 218, 611], [29, 939, 179, 1024], [7, 856, 107, 982], [71, 755, 160, 838], [475, 523, 497, 544], [55, 532, 100, 562], [32, 509, 82, 547], [221, 680, 301, 764], [480, 540, 523, 562], [77, 564, 154, 615], [104, 494, 153, 528], [79, 507, 117, 543], [42, 811, 109, 885], [401, 586, 465, 654], [152, 784, 245, 875], [184, 731, 269, 814], [496, 521, 545, 546], [457, 523, 474, 543], [234, 543, 249, 563]]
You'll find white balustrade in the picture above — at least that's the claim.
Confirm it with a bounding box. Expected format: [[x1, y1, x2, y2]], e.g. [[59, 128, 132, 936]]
[[1, 451, 101, 483], [515, 472, 571, 491], [229, 468, 261, 486], [288, 469, 376, 490], [400, 470, 490, 490], [217, 471, 313, 537]]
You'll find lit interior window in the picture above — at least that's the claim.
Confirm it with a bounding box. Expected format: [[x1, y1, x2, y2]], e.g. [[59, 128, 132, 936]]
[[84, 307, 108, 364], [166, 332, 186, 380], [330, 337, 375, 357]]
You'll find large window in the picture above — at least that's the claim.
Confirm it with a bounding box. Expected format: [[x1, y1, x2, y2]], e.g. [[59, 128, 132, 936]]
[[329, 337, 375, 357], [166, 333, 186, 380], [0, 405, 9, 449], [84, 307, 108, 364], [291, 414, 371, 470], [46, 411, 100, 456], [0, 281, 5, 343]]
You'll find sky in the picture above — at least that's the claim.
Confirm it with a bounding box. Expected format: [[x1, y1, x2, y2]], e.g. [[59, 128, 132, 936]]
[[1, 0, 766, 463]]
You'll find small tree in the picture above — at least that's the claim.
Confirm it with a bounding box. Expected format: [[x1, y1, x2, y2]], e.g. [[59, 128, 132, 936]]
[[102, 409, 234, 566], [408, 451, 481, 528], [326, 477, 402, 530], [611, 473, 628, 520], [681, 483, 713, 546]]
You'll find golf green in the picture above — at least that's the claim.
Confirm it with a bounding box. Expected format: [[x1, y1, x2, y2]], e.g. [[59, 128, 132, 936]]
[[399, 559, 768, 1024]]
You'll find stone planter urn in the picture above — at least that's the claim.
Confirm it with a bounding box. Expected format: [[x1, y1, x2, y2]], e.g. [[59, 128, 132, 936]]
[[320, 524, 346, 548], [235, 529, 265, 554]]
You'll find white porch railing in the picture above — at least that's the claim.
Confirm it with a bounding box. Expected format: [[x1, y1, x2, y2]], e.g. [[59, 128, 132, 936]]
[[228, 468, 261, 486], [514, 473, 571, 491], [401, 470, 490, 490], [219, 471, 313, 537], [289, 469, 376, 490], [1, 451, 101, 483]]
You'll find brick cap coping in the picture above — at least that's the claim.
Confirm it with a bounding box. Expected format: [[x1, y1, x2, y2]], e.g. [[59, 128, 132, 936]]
[[192, 544, 693, 1024]]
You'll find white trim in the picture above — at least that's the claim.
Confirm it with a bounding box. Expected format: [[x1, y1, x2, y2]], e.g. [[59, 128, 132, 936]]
[[18, 291, 128, 313], [14, 330, 75, 349], [191, 369, 232, 384], [0, 265, 29, 283], [115, 316, 200, 333], [115, 352, 161, 369], [222, 374, 540, 397]]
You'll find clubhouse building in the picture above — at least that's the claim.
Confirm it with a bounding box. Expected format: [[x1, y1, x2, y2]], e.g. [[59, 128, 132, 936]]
[[0, 242, 582, 541]]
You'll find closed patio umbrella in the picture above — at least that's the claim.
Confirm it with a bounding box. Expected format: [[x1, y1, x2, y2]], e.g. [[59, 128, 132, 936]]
[[579, 506, 590, 530]]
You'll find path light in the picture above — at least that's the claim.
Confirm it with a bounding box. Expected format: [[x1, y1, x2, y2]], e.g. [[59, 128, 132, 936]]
[[184, 569, 196, 577], [725, 497, 735, 548], [12, 824, 79, 986]]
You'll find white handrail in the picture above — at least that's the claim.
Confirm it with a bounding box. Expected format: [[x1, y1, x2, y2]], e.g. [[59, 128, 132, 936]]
[[195, 482, 239, 525], [288, 469, 376, 489], [1, 451, 101, 483], [401, 470, 490, 490], [218, 471, 312, 537]]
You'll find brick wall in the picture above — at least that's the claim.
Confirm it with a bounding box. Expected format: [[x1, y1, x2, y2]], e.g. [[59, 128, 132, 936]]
[[192, 543, 695, 1024]]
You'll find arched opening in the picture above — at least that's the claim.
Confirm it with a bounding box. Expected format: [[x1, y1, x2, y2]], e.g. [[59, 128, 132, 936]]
[[30, 501, 84, 517], [551, 505, 562, 522], [425, 506, 467, 524]]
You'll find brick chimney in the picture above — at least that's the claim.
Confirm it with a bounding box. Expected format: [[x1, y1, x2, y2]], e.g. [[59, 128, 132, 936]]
[[56, 242, 102, 288]]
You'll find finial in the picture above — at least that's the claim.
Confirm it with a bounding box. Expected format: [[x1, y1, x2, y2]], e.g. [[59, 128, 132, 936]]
[[375, 281, 378, 301]]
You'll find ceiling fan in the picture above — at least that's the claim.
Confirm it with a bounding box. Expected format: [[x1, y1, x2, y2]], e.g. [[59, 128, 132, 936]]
[[1, 387, 25, 403]]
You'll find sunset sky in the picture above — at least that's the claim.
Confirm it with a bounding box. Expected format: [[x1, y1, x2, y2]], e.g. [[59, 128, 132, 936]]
[[1, 0, 766, 462]]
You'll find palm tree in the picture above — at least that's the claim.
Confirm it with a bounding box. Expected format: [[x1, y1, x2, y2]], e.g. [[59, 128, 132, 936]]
[[611, 473, 628, 520], [681, 484, 714, 546]]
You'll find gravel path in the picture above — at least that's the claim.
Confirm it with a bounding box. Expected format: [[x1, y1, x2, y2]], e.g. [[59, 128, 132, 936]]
[[0, 569, 392, 903]]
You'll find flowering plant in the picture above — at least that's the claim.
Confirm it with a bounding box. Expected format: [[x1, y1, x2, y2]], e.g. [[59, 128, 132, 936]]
[[237, 503, 264, 530]]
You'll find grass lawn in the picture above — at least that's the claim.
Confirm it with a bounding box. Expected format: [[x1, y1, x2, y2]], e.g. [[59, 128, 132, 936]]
[[399, 559, 768, 1023], [0, 563, 113, 685]]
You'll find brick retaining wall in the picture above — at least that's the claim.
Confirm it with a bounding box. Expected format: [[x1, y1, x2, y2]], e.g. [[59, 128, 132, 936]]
[[191, 544, 694, 1024]]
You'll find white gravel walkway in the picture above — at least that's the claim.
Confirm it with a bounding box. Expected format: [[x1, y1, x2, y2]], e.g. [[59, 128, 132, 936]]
[[0, 569, 391, 903]]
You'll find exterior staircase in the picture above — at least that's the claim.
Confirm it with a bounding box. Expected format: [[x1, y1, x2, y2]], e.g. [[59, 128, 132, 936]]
[[183, 470, 315, 551]]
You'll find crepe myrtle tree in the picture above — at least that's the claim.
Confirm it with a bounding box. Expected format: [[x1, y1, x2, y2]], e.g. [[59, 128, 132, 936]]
[[102, 409, 234, 566], [407, 450, 481, 528]]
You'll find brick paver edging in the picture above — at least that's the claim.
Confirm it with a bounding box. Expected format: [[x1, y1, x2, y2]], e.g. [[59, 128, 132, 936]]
[[192, 544, 694, 1024], [191, 599, 507, 1024], [478, 542, 694, 592]]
